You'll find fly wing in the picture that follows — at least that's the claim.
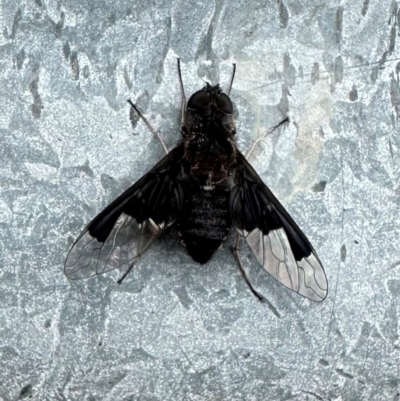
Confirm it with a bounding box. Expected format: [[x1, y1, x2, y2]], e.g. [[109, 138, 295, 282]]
[[65, 145, 184, 280], [230, 152, 327, 302]]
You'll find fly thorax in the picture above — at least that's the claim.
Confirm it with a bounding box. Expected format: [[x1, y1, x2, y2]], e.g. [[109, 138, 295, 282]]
[[184, 133, 236, 185]]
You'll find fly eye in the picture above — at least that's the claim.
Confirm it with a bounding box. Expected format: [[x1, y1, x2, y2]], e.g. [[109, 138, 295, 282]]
[[217, 93, 233, 114], [187, 91, 210, 109]]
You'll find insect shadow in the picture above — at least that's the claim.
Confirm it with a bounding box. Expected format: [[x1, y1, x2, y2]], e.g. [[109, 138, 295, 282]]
[[65, 59, 328, 302]]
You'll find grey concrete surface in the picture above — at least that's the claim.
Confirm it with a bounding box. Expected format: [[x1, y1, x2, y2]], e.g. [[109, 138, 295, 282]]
[[0, 0, 399, 400]]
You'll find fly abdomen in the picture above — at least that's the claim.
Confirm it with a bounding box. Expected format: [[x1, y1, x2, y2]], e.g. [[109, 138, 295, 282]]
[[178, 184, 231, 264]]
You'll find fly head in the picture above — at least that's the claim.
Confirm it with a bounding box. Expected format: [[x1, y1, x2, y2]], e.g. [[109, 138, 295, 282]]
[[185, 83, 236, 138]]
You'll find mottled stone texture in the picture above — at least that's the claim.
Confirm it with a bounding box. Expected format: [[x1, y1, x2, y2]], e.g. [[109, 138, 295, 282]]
[[0, 0, 399, 400]]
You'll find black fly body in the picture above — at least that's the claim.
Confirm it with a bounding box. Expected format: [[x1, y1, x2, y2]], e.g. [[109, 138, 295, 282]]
[[65, 60, 328, 302]]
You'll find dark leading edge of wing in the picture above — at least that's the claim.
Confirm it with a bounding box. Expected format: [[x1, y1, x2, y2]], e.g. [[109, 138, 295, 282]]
[[230, 152, 328, 302], [64, 145, 184, 280]]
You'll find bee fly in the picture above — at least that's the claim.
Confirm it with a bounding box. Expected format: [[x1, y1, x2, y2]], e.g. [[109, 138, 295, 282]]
[[65, 59, 328, 302]]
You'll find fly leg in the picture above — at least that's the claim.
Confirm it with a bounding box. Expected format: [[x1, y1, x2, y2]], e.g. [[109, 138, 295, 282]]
[[245, 117, 289, 159], [117, 261, 135, 284], [128, 58, 187, 152], [227, 63, 236, 96], [177, 58, 186, 128], [231, 233, 264, 301], [127, 100, 169, 155]]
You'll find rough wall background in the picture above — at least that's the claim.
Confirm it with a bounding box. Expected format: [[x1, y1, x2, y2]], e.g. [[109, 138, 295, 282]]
[[1, 0, 400, 399]]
